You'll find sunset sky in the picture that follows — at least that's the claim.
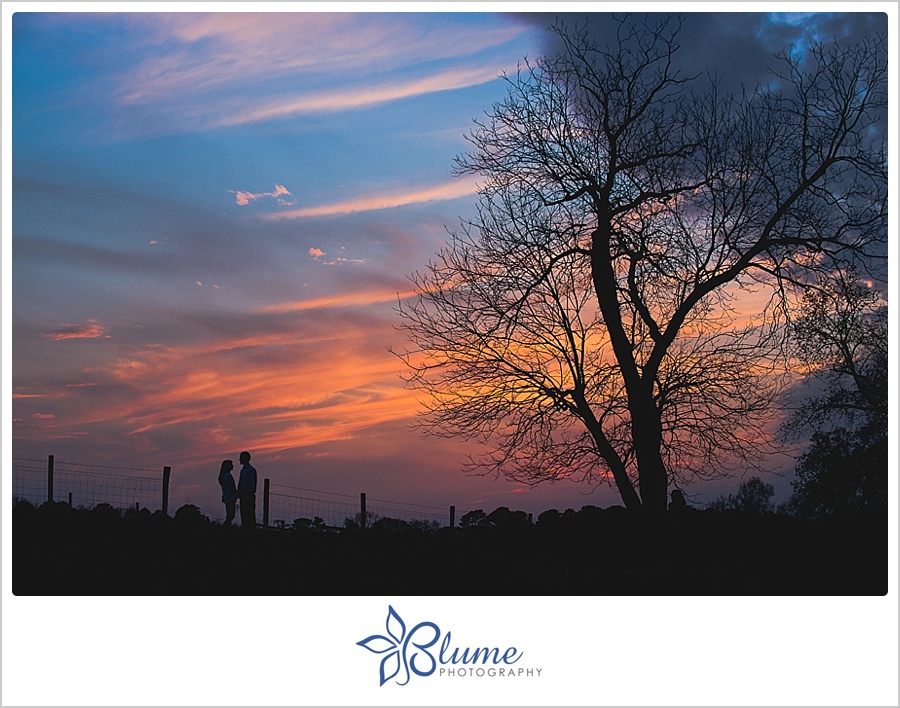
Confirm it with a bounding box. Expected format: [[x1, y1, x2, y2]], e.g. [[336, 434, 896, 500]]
[[8, 9, 888, 519]]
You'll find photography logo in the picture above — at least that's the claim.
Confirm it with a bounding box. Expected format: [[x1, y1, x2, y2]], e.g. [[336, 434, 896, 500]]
[[356, 605, 542, 687]]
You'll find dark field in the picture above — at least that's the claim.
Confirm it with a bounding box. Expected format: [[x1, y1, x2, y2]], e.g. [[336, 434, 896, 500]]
[[12, 501, 887, 596]]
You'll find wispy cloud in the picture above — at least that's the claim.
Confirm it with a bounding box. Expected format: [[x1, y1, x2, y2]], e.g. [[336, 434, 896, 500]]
[[261, 286, 416, 314], [118, 14, 527, 105], [265, 177, 480, 220], [88, 13, 536, 135], [42, 320, 110, 341], [215, 66, 501, 127]]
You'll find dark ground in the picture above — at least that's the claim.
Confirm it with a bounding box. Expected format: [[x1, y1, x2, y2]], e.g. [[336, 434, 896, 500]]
[[12, 501, 887, 595]]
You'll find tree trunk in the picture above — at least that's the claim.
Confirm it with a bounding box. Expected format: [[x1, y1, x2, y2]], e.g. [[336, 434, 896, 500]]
[[630, 396, 669, 513], [590, 223, 669, 511], [581, 413, 642, 510]]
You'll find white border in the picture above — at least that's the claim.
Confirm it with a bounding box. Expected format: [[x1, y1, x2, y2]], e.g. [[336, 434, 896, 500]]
[[3, 3, 897, 706]]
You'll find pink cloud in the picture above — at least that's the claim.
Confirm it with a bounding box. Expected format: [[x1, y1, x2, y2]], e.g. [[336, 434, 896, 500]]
[[266, 177, 480, 220], [217, 66, 500, 127], [116, 15, 529, 115], [229, 183, 294, 206]]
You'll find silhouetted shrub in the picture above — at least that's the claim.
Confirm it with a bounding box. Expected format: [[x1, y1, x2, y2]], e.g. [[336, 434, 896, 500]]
[[537, 509, 561, 526], [460, 509, 488, 527], [372, 517, 410, 533], [292, 516, 328, 532], [91, 503, 120, 520], [124, 506, 151, 523], [173, 504, 208, 526]]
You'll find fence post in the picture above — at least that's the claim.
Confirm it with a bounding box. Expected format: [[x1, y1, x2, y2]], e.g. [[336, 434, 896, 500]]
[[47, 455, 54, 503], [263, 478, 270, 530], [450, 505, 456, 529], [68, 492, 72, 507], [360, 492, 367, 529], [162, 466, 171, 515]]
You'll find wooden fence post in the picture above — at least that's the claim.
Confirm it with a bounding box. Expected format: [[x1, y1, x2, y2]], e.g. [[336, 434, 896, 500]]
[[47, 455, 54, 504], [263, 478, 270, 530], [360, 492, 367, 529], [68, 492, 72, 507], [162, 466, 171, 515], [450, 505, 456, 529]]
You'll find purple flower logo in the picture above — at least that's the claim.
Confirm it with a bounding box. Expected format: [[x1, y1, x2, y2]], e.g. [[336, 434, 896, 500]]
[[356, 606, 440, 686]]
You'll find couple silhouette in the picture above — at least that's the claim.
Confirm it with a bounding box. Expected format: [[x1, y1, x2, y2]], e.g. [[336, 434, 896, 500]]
[[217, 451, 258, 530]]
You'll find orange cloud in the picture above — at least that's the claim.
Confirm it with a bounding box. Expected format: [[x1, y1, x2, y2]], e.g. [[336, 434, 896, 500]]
[[261, 287, 417, 314], [39, 301, 421, 458], [42, 320, 109, 341]]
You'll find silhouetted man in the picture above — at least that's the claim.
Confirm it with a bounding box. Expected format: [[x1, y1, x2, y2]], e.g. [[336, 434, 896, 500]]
[[237, 451, 257, 531]]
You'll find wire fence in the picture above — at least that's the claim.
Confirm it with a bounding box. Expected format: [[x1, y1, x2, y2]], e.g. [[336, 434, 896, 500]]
[[12, 457, 164, 512], [12, 455, 466, 529], [267, 483, 452, 529]]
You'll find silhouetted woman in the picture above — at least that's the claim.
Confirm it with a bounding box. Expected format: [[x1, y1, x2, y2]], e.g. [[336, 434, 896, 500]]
[[218, 459, 238, 526]]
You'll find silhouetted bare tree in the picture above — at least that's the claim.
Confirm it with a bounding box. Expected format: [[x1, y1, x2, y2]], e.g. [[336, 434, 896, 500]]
[[785, 270, 887, 517], [396, 15, 887, 511], [789, 268, 887, 430]]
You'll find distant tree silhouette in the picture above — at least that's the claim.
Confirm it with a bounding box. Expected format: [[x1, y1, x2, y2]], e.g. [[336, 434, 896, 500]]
[[486, 506, 531, 529], [785, 271, 887, 517], [395, 14, 887, 512], [408, 519, 441, 533], [709, 477, 775, 514]]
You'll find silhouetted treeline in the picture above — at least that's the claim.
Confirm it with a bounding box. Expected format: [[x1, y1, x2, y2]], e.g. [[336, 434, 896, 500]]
[[13, 500, 885, 596]]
